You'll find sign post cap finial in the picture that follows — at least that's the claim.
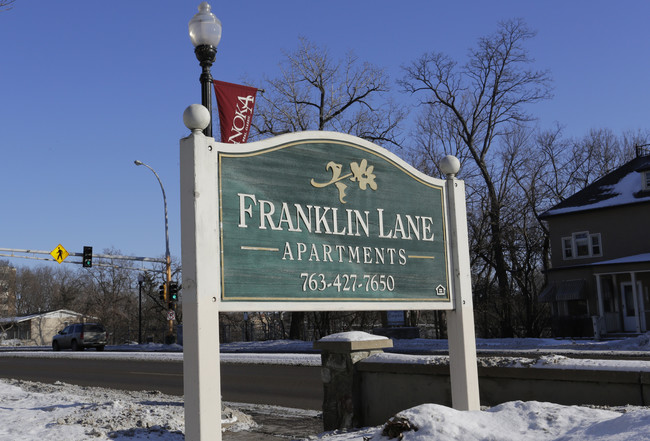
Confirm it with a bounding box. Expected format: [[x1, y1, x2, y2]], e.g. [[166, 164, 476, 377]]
[[183, 104, 211, 134], [439, 155, 461, 178]]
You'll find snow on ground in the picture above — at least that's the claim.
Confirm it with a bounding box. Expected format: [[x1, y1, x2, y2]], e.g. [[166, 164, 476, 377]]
[[0, 378, 264, 440], [312, 401, 650, 441], [2, 378, 650, 441], [0, 378, 185, 440], [2, 333, 650, 440], [218, 332, 650, 355]]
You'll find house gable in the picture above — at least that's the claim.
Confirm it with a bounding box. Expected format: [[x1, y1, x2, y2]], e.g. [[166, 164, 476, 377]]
[[541, 154, 650, 218]]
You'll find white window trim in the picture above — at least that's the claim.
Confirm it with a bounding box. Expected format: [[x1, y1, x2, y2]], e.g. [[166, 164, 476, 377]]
[[561, 231, 602, 260], [590, 233, 602, 256], [562, 237, 573, 259]]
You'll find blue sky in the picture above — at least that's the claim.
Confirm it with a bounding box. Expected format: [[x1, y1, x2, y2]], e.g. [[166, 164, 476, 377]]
[[1, 1, 649, 268]]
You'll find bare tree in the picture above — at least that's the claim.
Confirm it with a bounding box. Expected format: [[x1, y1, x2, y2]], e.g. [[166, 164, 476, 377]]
[[251, 37, 406, 148], [0, 0, 15, 12], [14, 265, 70, 315], [401, 19, 552, 337], [8, 250, 183, 345], [78, 254, 135, 344], [137, 268, 178, 344], [530, 126, 649, 214], [0, 261, 17, 341], [248, 37, 407, 339], [506, 125, 650, 337]]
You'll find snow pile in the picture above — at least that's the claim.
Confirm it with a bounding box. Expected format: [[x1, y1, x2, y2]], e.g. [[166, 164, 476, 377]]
[[0, 379, 256, 441], [0, 338, 22, 347], [392, 332, 650, 354], [315, 402, 650, 441], [533, 354, 650, 372], [363, 350, 650, 373], [115, 342, 184, 352], [611, 332, 650, 350], [0, 379, 185, 440]]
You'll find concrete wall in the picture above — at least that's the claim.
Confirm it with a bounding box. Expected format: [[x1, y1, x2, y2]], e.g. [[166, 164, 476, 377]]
[[357, 357, 650, 426], [316, 336, 650, 430]]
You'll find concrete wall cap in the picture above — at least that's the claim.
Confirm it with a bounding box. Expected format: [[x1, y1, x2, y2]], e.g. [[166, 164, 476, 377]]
[[318, 331, 389, 343], [314, 332, 393, 352]]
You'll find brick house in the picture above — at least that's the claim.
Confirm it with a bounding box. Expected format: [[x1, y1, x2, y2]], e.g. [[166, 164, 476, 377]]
[[539, 148, 650, 337]]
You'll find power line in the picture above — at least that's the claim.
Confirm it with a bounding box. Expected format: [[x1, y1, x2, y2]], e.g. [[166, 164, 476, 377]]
[[0, 247, 167, 272]]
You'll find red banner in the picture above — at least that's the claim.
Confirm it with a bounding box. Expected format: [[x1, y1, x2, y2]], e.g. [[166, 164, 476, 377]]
[[212, 80, 257, 144]]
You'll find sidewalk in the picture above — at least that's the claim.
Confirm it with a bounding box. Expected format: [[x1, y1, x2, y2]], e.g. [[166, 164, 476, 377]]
[[223, 403, 324, 440]]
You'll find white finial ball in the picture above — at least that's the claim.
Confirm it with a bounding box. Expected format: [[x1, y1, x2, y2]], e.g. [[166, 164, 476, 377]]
[[183, 104, 210, 132], [439, 155, 461, 177]]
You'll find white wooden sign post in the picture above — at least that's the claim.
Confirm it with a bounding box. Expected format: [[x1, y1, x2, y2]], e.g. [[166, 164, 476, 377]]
[[180, 105, 479, 441], [441, 157, 481, 410]]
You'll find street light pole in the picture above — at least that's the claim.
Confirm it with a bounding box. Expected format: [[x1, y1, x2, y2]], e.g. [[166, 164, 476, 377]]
[[138, 274, 144, 345], [134, 160, 174, 343], [189, 2, 222, 137]]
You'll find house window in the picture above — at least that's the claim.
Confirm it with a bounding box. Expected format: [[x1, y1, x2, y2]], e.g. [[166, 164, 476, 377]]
[[562, 237, 573, 259], [644, 171, 650, 190], [574, 232, 589, 257], [590, 234, 601, 255], [561, 231, 602, 260]]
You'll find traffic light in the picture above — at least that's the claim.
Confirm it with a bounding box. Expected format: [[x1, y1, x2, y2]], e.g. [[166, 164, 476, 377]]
[[169, 282, 179, 302], [158, 284, 165, 300], [82, 246, 93, 268]]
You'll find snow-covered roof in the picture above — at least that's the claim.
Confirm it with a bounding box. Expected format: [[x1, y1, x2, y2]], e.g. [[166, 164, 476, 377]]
[[0, 309, 86, 325], [541, 154, 650, 217]]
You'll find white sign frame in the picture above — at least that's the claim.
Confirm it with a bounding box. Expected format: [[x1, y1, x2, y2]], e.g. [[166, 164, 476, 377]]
[[180, 130, 479, 441]]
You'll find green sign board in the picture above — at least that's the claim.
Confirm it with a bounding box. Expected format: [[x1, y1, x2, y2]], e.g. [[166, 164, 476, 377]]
[[218, 137, 450, 303]]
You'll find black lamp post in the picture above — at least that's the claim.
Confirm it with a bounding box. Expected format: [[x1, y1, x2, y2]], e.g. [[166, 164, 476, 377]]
[[189, 2, 222, 137]]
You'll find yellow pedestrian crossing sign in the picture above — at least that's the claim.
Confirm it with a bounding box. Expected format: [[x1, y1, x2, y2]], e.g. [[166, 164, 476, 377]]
[[50, 244, 69, 264]]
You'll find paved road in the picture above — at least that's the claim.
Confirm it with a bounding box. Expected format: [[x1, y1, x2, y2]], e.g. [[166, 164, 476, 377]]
[[0, 356, 323, 410]]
